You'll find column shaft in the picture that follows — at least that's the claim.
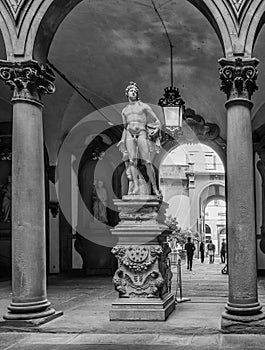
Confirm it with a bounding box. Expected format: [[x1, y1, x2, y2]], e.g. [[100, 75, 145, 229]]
[[4, 99, 55, 319], [12, 100, 46, 302], [0, 61, 59, 322], [226, 99, 260, 314]]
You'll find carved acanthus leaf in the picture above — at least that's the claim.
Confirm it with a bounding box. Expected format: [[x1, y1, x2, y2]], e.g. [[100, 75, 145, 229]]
[[219, 57, 258, 100], [0, 60, 55, 102]]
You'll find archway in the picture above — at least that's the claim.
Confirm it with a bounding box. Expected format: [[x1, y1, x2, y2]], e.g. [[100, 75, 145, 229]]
[[0, 0, 241, 326], [31, 0, 230, 63], [45, 1, 226, 277], [159, 138, 226, 299], [204, 198, 226, 255]]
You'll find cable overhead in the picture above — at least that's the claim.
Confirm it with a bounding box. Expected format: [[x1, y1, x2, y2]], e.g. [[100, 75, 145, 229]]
[[151, 0, 174, 87], [47, 60, 114, 125]]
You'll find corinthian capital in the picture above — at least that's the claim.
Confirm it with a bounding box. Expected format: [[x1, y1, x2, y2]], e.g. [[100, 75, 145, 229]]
[[0, 60, 55, 103], [219, 57, 259, 100]]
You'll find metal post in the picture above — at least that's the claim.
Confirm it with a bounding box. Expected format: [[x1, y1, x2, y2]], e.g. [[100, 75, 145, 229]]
[[175, 258, 191, 303]]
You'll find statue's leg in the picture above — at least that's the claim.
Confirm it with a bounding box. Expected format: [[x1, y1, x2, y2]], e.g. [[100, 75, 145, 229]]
[[125, 133, 139, 194], [137, 134, 160, 197], [129, 160, 139, 194]]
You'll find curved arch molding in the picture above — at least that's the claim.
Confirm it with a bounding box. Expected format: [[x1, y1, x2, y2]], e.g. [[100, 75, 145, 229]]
[[1, 0, 264, 60], [1, 0, 261, 61]]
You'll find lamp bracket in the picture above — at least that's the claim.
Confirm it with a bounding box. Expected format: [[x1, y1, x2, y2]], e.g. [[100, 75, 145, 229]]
[[158, 86, 185, 108], [165, 126, 183, 139]]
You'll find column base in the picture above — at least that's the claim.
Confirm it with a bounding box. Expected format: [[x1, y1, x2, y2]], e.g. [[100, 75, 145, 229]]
[[109, 293, 175, 321], [225, 301, 262, 316], [2, 299, 63, 325], [1, 310, 63, 328], [221, 311, 265, 333], [221, 302, 265, 333]]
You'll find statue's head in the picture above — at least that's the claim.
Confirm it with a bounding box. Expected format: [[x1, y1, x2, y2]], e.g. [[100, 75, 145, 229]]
[[125, 81, 139, 101]]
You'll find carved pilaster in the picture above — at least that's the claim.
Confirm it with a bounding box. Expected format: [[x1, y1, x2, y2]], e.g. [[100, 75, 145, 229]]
[[219, 57, 258, 100], [0, 60, 55, 103]]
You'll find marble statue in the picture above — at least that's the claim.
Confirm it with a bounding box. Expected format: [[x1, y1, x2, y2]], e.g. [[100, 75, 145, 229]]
[[110, 84, 175, 320], [117, 81, 161, 196], [92, 180, 108, 224]]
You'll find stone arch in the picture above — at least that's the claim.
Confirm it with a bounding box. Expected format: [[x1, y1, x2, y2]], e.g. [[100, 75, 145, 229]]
[[201, 186, 226, 245], [199, 183, 226, 225], [0, 0, 84, 61], [1, 0, 235, 62], [0, 2, 17, 59], [202, 193, 226, 211], [244, 0, 265, 56], [198, 182, 226, 203], [187, 0, 235, 56], [3, 0, 262, 61], [34, 0, 236, 61]]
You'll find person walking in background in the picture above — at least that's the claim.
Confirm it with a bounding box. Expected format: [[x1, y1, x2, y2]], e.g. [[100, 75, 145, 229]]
[[207, 240, 216, 264], [199, 241, 205, 263], [185, 237, 196, 271], [220, 238, 226, 263]]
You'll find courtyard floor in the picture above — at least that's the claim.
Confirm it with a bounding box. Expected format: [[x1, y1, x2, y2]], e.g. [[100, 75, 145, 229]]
[[1, 257, 265, 349]]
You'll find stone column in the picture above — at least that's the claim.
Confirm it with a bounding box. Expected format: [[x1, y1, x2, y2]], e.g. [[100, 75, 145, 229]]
[[219, 57, 265, 331], [0, 61, 61, 324]]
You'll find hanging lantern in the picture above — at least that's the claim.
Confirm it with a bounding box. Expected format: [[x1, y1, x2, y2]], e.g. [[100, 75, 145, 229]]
[[158, 86, 185, 137]]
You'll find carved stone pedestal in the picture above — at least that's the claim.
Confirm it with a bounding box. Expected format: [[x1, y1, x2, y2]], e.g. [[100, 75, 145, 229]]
[[109, 195, 175, 321]]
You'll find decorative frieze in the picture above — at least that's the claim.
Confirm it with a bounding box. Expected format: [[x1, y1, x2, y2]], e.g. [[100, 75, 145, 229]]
[[0, 61, 55, 102], [219, 57, 259, 100]]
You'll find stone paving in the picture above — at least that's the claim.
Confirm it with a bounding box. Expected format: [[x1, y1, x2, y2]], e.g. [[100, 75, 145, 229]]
[[0, 257, 265, 349]]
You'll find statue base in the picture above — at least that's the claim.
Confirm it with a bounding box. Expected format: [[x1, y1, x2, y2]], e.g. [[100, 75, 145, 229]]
[[109, 195, 175, 321], [110, 293, 175, 321]]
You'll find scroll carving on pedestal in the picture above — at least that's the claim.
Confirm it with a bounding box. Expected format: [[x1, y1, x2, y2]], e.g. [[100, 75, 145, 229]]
[[112, 245, 164, 298]]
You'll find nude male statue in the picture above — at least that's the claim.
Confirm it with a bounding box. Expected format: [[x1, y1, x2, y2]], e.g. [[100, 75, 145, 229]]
[[117, 82, 161, 196]]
